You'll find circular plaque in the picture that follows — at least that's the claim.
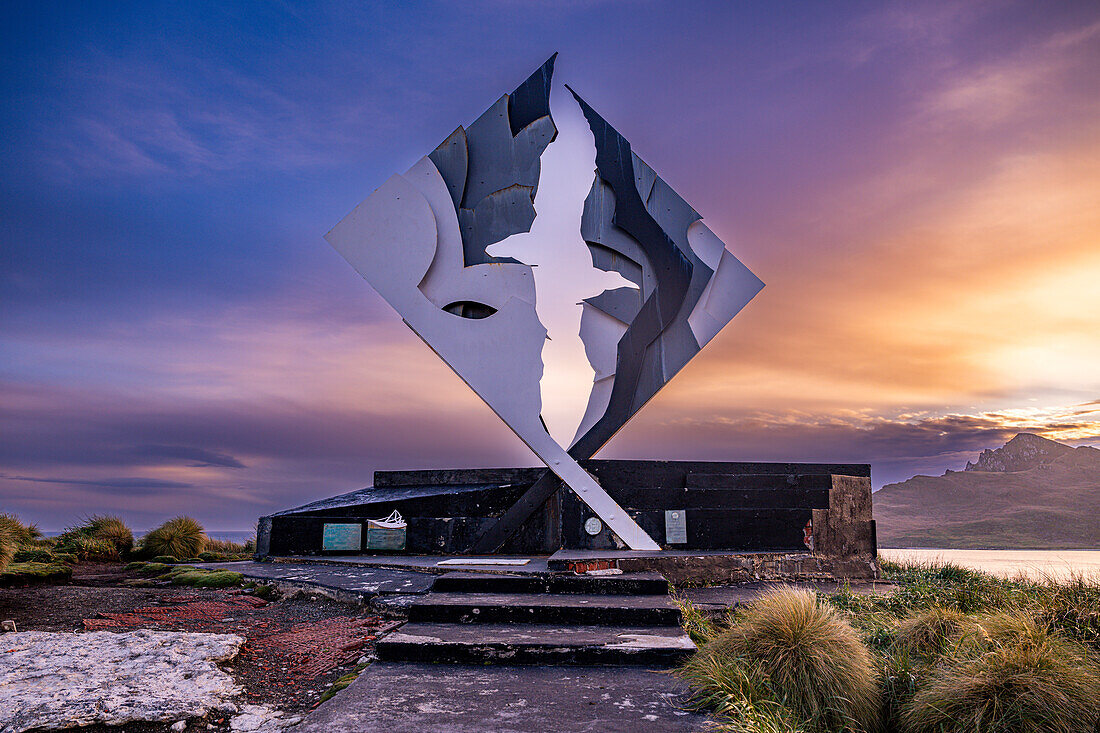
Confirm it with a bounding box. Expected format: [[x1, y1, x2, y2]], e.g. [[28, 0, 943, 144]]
[[583, 517, 603, 536]]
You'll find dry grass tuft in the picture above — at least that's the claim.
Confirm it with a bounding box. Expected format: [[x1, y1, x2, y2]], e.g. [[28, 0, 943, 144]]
[[681, 586, 880, 732], [0, 514, 23, 570], [140, 516, 207, 559], [56, 515, 134, 559], [204, 536, 255, 556], [893, 606, 980, 661], [901, 613, 1100, 733]]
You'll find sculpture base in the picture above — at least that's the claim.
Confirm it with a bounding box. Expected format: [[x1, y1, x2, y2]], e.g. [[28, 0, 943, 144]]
[[257, 459, 877, 580]]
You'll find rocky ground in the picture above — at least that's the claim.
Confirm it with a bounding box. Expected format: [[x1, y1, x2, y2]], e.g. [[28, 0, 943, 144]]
[[0, 563, 398, 733]]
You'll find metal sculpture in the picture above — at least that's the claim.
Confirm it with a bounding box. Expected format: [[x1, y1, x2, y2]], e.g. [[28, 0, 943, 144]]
[[326, 56, 763, 551]]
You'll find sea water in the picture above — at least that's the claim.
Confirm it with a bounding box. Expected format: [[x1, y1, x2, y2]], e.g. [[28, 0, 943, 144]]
[[880, 549, 1100, 581]]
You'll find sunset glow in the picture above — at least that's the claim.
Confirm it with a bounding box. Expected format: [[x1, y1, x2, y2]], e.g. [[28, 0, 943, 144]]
[[2, 1, 1098, 529]]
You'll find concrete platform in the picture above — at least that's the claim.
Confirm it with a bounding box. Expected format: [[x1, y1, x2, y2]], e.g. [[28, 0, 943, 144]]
[[377, 622, 695, 666], [267, 554, 551, 575], [408, 592, 682, 626], [295, 663, 710, 732]]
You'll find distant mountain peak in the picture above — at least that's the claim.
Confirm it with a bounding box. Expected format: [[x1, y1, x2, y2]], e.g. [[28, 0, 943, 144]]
[[965, 433, 1074, 473]]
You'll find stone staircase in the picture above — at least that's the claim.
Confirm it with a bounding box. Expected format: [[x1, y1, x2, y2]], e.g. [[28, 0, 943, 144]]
[[376, 570, 695, 666]]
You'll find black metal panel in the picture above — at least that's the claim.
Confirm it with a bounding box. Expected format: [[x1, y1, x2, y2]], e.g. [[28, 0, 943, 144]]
[[508, 52, 556, 136]]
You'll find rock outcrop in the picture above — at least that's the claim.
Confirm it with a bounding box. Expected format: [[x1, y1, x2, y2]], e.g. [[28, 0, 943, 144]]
[[964, 433, 1078, 472]]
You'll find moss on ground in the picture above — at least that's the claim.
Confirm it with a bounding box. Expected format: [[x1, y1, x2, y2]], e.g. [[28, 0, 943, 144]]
[[318, 664, 369, 704], [0, 561, 73, 587], [124, 561, 248, 589]]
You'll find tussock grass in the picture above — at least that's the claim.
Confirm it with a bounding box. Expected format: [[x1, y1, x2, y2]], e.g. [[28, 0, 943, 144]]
[[892, 606, 980, 661], [680, 586, 880, 732], [901, 613, 1100, 733], [0, 514, 24, 570], [205, 536, 255, 555], [139, 516, 207, 560], [56, 515, 134, 560], [680, 561, 1100, 732]]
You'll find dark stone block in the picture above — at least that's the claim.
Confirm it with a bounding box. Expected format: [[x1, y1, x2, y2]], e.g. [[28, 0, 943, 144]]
[[580, 460, 870, 489], [684, 473, 835, 490], [600, 486, 830, 510], [374, 467, 544, 488]]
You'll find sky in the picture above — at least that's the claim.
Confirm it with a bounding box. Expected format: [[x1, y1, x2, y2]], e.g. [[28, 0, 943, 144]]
[[2, 1, 1099, 531]]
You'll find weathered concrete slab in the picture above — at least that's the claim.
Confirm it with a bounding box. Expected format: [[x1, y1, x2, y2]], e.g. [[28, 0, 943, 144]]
[[191, 561, 435, 600], [377, 622, 695, 666], [408, 592, 681, 626], [269, 555, 552, 575], [431, 570, 669, 595], [295, 663, 709, 733], [1, 630, 243, 732]]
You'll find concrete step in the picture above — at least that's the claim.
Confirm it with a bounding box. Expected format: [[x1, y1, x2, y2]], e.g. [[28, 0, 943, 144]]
[[376, 622, 696, 666], [430, 571, 669, 596], [407, 592, 683, 626]]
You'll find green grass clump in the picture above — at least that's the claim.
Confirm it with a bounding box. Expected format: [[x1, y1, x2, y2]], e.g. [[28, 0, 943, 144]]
[[55, 515, 134, 560], [901, 613, 1100, 732], [252, 583, 278, 600], [830, 560, 1100, 652], [675, 595, 721, 645], [680, 586, 880, 732], [14, 548, 59, 563], [139, 516, 207, 560]]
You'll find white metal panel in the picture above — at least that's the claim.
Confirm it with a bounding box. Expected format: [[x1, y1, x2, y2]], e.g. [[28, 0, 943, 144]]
[[687, 248, 766, 347], [325, 163, 658, 551]]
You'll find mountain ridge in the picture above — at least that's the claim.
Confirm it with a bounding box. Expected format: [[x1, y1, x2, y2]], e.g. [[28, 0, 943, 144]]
[[873, 434, 1100, 549]]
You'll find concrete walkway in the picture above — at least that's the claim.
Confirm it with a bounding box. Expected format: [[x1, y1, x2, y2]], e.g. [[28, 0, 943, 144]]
[[192, 561, 435, 604], [295, 663, 710, 732]]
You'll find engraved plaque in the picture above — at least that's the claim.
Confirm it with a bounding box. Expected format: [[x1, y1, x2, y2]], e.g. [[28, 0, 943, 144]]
[[322, 523, 362, 551], [584, 517, 604, 536], [366, 524, 406, 551], [664, 510, 687, 544]]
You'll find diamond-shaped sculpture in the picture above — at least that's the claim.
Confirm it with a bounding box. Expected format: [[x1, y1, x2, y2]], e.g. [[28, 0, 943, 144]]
[[326, 56, 763, 550]]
